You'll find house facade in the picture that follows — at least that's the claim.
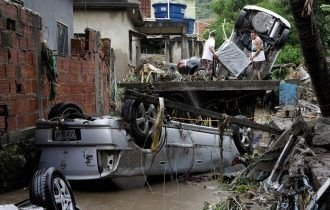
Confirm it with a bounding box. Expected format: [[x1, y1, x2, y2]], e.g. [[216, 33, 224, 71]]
[[22, 0, 74, 56], [73, 0, 144, 81]]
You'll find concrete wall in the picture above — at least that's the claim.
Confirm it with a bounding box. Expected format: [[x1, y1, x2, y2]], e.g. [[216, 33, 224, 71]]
[[171, 41, 182, 63], [23, 0, 74, 55], [74, 10, 140, 81], [170, 37, 202, 63]]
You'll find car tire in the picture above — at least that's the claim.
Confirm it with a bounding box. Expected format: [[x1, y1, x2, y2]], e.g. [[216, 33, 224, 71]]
[[48, 102, 83, 120], [235, 10, 247, 29], [29, 167, 77, 210], [129, 100, 157, 148], [231, 115, 254, 154], [275, 28, 290, 49], [121, 99, 134, 121]]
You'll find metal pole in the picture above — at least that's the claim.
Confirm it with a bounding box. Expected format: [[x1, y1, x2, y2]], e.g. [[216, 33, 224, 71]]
[[167, 0, 170, 20]]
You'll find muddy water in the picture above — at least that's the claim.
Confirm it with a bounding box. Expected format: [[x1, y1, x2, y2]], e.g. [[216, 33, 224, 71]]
[[0, 178, 231, 210]]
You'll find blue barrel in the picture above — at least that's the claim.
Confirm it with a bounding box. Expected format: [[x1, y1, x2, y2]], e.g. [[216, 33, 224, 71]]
[[184, 18, 195, 34], [153, 2, 186, 21], [279, 81, 297, 105]]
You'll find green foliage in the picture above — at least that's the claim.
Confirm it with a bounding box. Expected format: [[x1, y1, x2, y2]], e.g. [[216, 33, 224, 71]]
[[0, 144, 26, 178], [320, 4, 330, 55], [235, 184, 255, 193], [276, 44, 302, 65], [0, 141, 37, 192], [229, 176, 257, 193], [196, 0, 215, 19]]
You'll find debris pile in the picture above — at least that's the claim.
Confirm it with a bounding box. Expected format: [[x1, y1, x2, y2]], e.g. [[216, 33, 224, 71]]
[[204, 112, 329, 209], [202, 65, 329, 209], [123, 56, 214, 83]]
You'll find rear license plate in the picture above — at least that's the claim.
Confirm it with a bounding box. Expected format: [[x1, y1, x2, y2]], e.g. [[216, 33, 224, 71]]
[[53, 129, 81, 141]]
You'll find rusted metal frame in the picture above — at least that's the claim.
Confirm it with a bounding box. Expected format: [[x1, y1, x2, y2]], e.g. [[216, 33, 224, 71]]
[[125, 90, 283, 134]]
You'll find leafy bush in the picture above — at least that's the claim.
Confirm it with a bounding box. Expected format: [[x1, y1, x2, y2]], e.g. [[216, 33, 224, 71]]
[[275, 45, 302, 65]]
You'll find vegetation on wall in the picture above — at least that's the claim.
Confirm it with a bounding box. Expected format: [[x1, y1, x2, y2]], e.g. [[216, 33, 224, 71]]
[[0, 141, 37, 193]]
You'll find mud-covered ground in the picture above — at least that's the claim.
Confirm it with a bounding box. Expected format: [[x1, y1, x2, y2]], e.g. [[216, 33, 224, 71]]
[[0, 176, 232, 210]]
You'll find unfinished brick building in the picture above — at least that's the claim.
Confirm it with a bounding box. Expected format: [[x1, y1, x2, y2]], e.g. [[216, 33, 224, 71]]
[[0, 0, 113, 192], [0, 0, 111, 141]]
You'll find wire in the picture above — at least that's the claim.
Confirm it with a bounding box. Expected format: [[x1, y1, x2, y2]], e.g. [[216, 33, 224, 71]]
[[141, 136, 153, 192], [84, 0, 88, 28], [177, 125, 195, 179]]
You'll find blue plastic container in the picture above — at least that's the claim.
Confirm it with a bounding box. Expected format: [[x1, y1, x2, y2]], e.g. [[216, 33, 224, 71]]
[[279, 81, 297, 105], [184, 18, 195, 34], [153, 2, 186, 20]]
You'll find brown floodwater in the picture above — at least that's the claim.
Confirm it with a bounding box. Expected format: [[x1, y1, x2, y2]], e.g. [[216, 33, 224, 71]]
[[0, 176, 232, 210]]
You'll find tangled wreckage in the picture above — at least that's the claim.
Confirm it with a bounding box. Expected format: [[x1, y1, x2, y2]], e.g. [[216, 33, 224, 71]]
[[30, 4, 329, 209]]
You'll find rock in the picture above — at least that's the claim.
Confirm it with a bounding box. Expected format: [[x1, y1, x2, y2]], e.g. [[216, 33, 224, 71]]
[[312, 123, 330, 148], [269, 115, 293, 130], [223, 164, 246, 178]]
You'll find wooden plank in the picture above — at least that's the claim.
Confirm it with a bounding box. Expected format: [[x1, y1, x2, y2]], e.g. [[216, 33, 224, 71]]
[[125, 90, 283, 134], [119, 80, 280, 91]]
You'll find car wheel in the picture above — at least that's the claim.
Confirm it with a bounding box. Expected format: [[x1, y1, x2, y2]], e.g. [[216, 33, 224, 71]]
[[231, 115, 254, 154], [30, 167, 77, 210], [48, 102, 83, 120], [275, 28, 290, 49], [129, 100, 157, 148], [235, 10, 247, 29], [121, 99, 134, 121]]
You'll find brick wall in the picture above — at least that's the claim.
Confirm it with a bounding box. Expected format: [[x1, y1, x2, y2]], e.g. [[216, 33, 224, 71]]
[[43, 28, 110, 117], [0, 0, 111, 138], [0, 0, 41, 133], [140, 0, 151, 18]]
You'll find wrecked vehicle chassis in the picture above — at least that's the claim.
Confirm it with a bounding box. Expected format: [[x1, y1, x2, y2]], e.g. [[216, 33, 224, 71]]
[[35, 116, 240, 188], [119, 80, 281, 119]]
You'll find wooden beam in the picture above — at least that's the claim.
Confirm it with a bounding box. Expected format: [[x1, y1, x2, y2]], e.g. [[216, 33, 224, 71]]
[[119, 80, 280, 91]]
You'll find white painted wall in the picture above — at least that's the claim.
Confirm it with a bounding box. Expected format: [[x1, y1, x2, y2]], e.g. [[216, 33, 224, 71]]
[[74, 10, 140, 81]]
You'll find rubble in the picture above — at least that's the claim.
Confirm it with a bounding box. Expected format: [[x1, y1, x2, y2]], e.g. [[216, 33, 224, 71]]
[[200, 65, 328, 209], [312, 122, 330, 149], [121, 56, 329, 209]]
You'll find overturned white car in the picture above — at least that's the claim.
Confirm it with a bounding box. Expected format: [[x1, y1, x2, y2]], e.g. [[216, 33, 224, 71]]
[[34, 101, 250, 188]]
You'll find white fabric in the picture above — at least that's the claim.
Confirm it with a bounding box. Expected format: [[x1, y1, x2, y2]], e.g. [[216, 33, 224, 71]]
[[251, 37, 265, 62], [202, 37, 215, 61]]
